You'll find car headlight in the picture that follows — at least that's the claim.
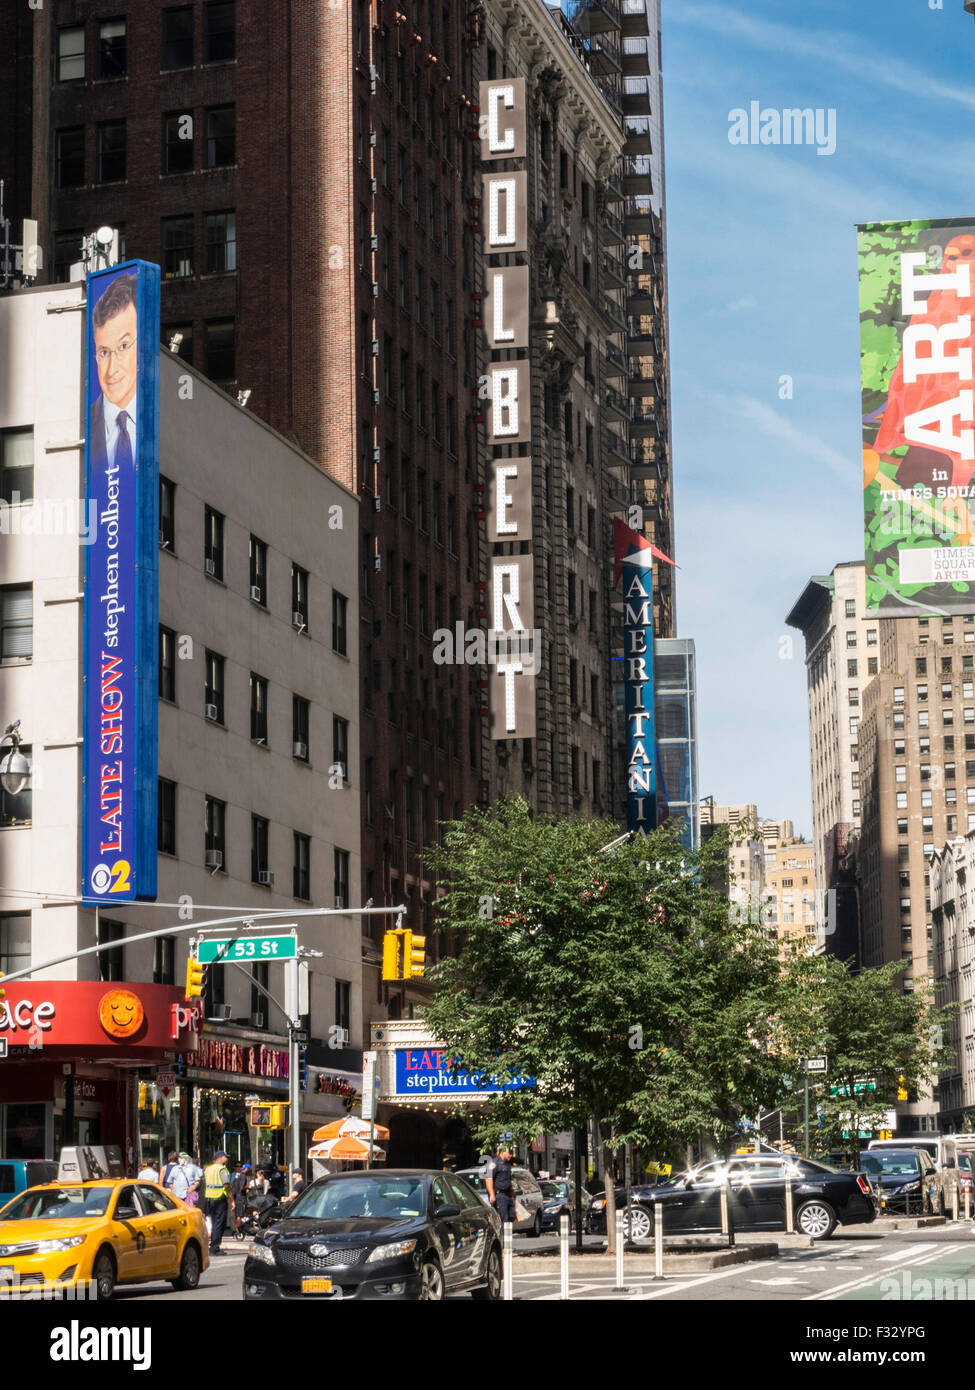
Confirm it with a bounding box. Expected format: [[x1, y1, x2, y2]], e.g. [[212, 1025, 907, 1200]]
[[591, 1199, 606, 1210], [899, 1182, 920, 1192], [366, 1240, 417, 1264], [36, 1236, 86, 1254], [249, 1242, 276, 1265]]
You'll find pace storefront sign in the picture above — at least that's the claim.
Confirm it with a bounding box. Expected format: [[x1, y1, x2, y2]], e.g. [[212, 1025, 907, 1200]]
[[0, 982, 198, 1054], [859, 218, 975, 615], [479, 77, 536, 740], [392, 1049, 534, 1098], [82, 259, 161, 902], [615, 518, 657, 835]]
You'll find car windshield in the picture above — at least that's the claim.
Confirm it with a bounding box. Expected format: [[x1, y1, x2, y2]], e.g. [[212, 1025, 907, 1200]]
[[959, 1155, 973, 1173], [0, 1186, 114, 1221], [539, 1181, 569, 1200], [860, 1153, 919, 1176], [462, 1173, 487, 1191], [288, 1177, 425, 1221]]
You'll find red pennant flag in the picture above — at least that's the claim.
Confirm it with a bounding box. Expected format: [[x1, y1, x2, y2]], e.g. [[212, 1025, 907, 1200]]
[[613, 516, 677, 586]]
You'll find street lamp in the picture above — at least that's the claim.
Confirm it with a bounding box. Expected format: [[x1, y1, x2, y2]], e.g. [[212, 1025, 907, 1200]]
[[0, 723, 31, 797]]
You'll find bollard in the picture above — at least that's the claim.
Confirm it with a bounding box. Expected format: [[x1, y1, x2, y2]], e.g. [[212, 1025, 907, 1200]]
[[721, 1183, 735, 1247], [614, 1209, 625, 1291], [966, 1186, 971, 1223], [953, 1184, 960, 1223], [654, 1202, 664, 1281], [559, 1213, 570, 1300], [502, 1221, 514, 1301], [785, 1175, 794, 1235]]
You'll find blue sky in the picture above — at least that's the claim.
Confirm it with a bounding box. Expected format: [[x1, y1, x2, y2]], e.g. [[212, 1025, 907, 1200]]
[[659, 0, 975, 836]]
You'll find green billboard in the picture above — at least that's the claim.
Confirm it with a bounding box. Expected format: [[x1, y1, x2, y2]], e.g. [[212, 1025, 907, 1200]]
[[859, 217, 975, 614]]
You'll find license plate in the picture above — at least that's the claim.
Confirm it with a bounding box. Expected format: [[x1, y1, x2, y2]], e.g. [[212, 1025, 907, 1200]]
[[301, 1276, 333, 1294]]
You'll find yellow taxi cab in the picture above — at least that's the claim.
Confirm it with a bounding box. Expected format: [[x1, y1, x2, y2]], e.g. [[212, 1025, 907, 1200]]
[[0, 1178, 209, 1299]]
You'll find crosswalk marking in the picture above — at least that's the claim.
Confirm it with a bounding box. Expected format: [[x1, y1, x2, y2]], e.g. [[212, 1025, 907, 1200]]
[[875, 1242, 937, 1262]]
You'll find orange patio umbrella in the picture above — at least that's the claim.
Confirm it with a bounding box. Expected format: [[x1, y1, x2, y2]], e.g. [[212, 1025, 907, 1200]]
[[308, 1135, 386, 1162], [313, 1116, 389, 1142]]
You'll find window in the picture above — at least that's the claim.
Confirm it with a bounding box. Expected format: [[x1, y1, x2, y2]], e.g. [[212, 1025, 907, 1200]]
[[332, 591, 348, 656], [56, 128, 85, 188], [846, 631, 857, 649], [335, 979, 351, 1036], [163, 113, 194, 174], [292, 564, 309, 629], [293, 832, 311, 900], [204, 506, 224, 580], [162, 215, 194, 279], [158, 779, 177, 854], [895, 765, 907, 782], [293, 695, 310, 760], [162, 7, 194, 68], [334, 848, 350, 909], [249, 535, 268, 606], [99, 19, 126, 78], [893, 686, 905, 703], [204, 1, 236, 62], [921, 790, 932, 807], [205, 649, 225, 723], [943, 708, 954, 726], [98, 919, 124, 982], [250, 961, 269, 1024], [896, 791, 908, 809], [159, 626, 176, 701], [251, 816, 270, 883], [204, 211, 236, 273], [150, 933, 175, 988], [58, 27, 86, 81], [867, 629, 878, 646], [845, 599, 856, 617], [918, 711, 929, 727], [205, 105, 235, 167], [333, 715, 349, 784], [849, 717, 859, 735], [0, 914, 30, 978], [868, 657, 878, 674], [250, 673, 268, 743], [898, 818, 908, 835], [917, 684, 928, 701], [1, 429, 33, 504], [848, 688, 859, 707], [203, 320, 235, 386], [1, 585, 32, 661], [205, 796, 226, 866]]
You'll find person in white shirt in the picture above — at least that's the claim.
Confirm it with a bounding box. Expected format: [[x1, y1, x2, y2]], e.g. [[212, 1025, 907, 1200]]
[[137, 1162, 159, 1181]]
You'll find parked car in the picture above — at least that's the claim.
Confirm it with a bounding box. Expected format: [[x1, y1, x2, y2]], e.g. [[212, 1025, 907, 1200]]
[[0, 1178, 209, 1298], [586, 1154, 877, 1241], [538, 1178, 578, 1233], [859, 1147, 939, 1214], [0, 1160, 58, 1200], [242, 1170, 502, 1301], [453, 1163, 545, 1236]]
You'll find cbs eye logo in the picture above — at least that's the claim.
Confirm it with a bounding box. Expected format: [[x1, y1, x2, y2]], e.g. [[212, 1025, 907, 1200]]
[[98, 989, 145, 1039]]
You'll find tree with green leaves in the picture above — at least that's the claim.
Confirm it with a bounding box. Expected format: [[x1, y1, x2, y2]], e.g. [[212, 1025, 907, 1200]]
[[422, 798, 785, 1248], [775, 953, 955, 1160]]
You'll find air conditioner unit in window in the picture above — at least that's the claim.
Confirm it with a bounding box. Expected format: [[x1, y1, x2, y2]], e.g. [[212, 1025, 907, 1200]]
[[258, 870, 274, 887], [205, 849, 223, 870], [334, 897, 347, 910], [250, 585, 264, 603], [293, 741, 308, 760], [249, 1012, 265, 1029], [159, 531, 171, 549], [213, 1004, 232, 1021], [205, 703, 219, 721], [332, 1026, 349, 1046], [205, 558, 216, 576], [293, 610, 306, 631]]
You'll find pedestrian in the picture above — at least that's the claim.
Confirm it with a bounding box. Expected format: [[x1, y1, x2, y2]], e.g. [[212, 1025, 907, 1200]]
[[160, 1150, 179, 1188], [137, 1159, 159, 1181], [230, 1162, 250, 1222], [202, 1150, 234, 1254], [182, 1152, 203, 1206], [282, 1168, 306, 1205], [484, 1147, 516, 1227]]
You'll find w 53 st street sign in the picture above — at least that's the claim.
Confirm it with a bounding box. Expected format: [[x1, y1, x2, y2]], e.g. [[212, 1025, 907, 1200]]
[[197, 933, 297, 964]]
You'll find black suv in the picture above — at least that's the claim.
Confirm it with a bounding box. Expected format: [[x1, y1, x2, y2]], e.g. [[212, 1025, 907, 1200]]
[[587, 1154, 877, 1241]]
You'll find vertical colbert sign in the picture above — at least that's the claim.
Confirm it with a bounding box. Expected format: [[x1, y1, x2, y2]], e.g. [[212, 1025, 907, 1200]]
[[859, 217, 975, 615], [480, 77, 536, 738], [615, 519, 657, 835], [82, 261, 160, 903]]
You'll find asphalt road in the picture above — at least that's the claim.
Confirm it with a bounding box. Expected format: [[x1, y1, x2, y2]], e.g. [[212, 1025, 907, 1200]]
[[108, 1223, 975, 1302]]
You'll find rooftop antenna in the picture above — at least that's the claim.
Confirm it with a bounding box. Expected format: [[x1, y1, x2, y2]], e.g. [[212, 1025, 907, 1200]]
[[0, 180, 42, 292]]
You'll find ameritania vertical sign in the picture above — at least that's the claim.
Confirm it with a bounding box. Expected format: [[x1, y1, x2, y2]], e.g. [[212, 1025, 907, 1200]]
[[480, 78, 536, 739], [81, 261, 160, 903]]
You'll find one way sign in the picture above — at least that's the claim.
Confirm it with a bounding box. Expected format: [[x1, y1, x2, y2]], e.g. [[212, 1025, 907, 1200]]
[[805, 1056, 828, 1074]]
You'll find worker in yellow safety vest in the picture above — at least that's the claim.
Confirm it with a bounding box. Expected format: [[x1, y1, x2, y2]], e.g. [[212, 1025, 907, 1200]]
[[203, 1150, 234, 1254]]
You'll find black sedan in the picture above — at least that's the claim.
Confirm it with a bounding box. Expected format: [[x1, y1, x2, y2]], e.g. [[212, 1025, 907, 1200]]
[[586, 1154, 877, 1241], [859, 1148, 939, 1215], [242, 1170, 502, 1301], [538, 1179, 578, 1233]]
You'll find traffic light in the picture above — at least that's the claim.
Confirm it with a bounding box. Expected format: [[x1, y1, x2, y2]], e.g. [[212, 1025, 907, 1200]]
[[382, 930, 401, 981], [249, 1102, 290, 1128], [897, 1076, 909, 1102], [405, 931, 426, 979], [185, 955, 207, 999]]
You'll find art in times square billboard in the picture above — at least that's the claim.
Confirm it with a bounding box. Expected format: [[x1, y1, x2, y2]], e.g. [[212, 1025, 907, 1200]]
[[81, 261, 160, 903], [860, 218, 975, 614]]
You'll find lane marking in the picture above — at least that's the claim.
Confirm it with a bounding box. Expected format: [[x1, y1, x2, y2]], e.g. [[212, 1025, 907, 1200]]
[[876, 1242, 937, 1262], [807, 1243, 968, 1301]]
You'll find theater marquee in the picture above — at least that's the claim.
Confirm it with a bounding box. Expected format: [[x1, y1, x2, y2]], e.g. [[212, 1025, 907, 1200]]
[[480, 77, 536, 739]]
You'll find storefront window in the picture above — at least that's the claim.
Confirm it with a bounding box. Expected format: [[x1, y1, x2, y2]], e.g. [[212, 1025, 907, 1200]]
[[2, 1102, 48, 1159], [137, 1075, 184, 1168]]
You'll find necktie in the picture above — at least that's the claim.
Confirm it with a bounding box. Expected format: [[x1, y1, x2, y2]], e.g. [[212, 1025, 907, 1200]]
[[115, 410, 133, 469]]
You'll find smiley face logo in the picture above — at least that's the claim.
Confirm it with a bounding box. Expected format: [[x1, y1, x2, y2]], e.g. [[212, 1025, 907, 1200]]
[[98, 989, 144, 1039]]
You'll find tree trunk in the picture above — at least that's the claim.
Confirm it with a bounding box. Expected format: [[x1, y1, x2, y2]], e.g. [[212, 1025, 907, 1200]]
[[603, 1139, 617, 1255]]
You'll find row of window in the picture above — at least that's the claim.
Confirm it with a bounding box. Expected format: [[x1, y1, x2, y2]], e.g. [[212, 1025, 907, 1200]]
[[372, 337, 458, 449], [56, 5, 235, 83], [156, 784, 349, 904], [55, 108, 235, 187], [162, 211, 236, 278]]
